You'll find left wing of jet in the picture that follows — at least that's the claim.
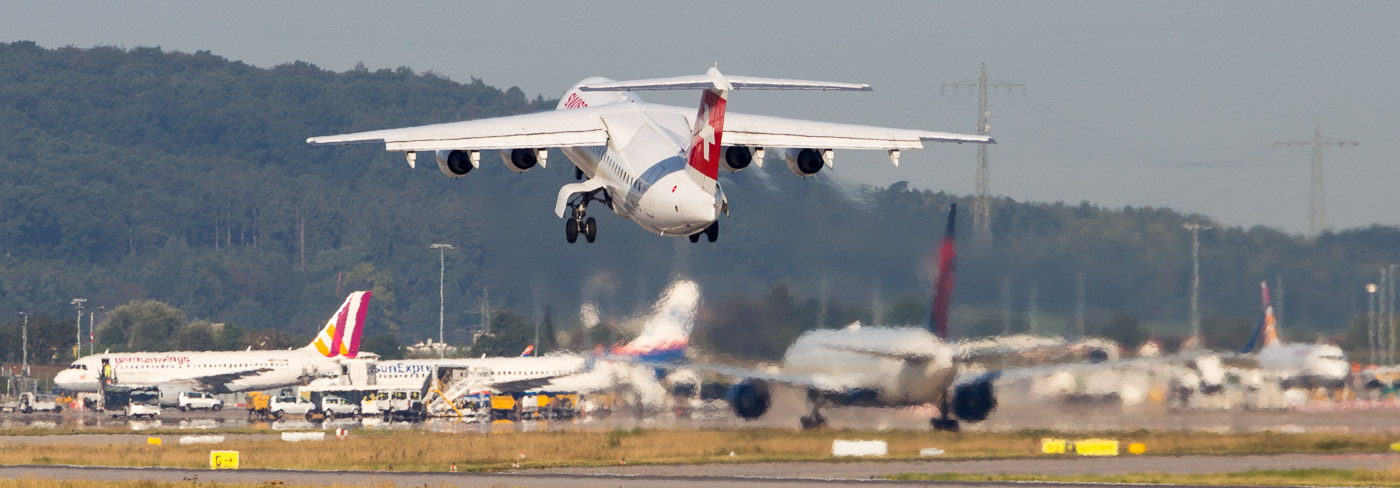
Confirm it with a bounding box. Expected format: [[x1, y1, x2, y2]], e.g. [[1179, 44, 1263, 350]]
[[306, 105, 616, 153], [722, 111, 993, 151]]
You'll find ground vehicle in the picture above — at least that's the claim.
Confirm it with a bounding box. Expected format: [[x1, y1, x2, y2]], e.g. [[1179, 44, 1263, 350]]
[[375, 388, 426, 422], [18, 392, 62, 414], [319, 395, 360, 418], [268, 395, 313, 419], [177, 391, 224, 411], [125, 388, 161, 418], [246, 392, 272, 421]]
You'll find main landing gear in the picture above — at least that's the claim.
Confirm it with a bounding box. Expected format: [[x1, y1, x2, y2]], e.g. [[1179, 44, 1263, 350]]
[[930, 397, 960, 432], [688, 221, 719, 243], [564, 191, 607, 244], [799, 388, 827, 430]]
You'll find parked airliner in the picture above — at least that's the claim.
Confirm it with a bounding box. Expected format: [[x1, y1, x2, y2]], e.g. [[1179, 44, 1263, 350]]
[[308, 68, 992, 243], [367, 280, 699, 397], [54, 292, 372, 395], [1235, 281, 1349, 389]]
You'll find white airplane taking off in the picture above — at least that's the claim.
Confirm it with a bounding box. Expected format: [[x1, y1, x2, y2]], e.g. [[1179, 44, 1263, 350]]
[[308, 68, 992, 243], [55, 292, 373, 395]]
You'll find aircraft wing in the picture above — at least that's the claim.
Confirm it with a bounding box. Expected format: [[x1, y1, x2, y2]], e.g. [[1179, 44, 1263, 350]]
[[722, 112, 993, 152], [129, 368, 274, 394], [644, 361, 853, 393], [305, 106, 614, 152]]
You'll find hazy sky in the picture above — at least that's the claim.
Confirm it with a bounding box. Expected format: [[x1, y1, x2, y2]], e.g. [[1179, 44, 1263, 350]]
[[5, 1, 1397, 233]]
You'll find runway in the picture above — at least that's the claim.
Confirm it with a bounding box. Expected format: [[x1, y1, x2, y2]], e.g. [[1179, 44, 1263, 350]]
[[3, 453, 1398, 488]]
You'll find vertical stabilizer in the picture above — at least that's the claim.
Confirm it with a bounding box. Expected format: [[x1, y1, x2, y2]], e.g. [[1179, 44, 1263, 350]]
[[1260, 281, 1279, 348], [684, 69, 730, 194], [610, 280, 701, 363], [1238, 281, 1278, 353], [928, 204, 958, 340], [307, 291, 373, 358]]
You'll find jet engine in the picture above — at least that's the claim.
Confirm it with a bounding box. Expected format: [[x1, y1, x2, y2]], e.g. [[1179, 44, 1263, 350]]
[[500, 148, 545, 173], [950, 376, 997, 422], [721, 146, 759, 172], [784, 148, 825, 177], [436, 150, 475, 178], [726, 379, 771, 420]]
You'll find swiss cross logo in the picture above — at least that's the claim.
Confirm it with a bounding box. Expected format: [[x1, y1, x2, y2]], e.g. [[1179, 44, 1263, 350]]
[[564, 93, 588, 109]]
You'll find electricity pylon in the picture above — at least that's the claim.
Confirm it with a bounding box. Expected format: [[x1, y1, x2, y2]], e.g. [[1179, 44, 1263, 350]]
[[944, 63, 1023, 244]]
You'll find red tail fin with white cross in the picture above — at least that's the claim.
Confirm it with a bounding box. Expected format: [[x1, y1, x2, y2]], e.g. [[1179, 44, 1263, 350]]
[[685, 88, 726, 192]]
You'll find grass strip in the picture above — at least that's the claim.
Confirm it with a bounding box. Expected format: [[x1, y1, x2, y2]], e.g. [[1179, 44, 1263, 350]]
[[0, 428, 1394, 472], [890, 468, 1400, 487]]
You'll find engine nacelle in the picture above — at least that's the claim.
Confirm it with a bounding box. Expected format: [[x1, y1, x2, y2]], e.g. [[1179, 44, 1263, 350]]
[[726, 379, 771, 420], [500, 148, 545, 173], [436, 150, 476, 178], [721, 146, 758, 173], [784, 148, 825, 177], [950, 375, 998, 422]]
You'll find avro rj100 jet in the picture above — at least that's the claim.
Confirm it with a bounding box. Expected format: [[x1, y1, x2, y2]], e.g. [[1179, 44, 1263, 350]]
[[308, 68, 992, 243]]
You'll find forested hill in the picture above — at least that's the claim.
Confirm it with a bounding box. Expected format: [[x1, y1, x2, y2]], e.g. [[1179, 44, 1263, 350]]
[[0, 42, 1396, 363]]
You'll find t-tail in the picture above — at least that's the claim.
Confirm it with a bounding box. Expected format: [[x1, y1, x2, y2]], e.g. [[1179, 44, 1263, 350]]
[[1237, 281, 1278, 354], [928, 204, 958, 340], [609, 280, 701, 363], [306, 291, 372, 358], [576, 67, 871, 196]]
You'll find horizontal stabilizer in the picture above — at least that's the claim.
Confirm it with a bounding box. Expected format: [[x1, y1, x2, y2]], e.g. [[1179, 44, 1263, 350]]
[[579, 67, 870, 93]]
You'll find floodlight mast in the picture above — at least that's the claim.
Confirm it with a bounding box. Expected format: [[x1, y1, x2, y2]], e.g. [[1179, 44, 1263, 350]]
[[70, 298, 86, 360], [429, 243, 454, 359], [17, 312, 28, 377]]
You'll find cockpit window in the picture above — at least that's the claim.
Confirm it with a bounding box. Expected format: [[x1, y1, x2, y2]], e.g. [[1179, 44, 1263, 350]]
[[69, 364, 87, 370]]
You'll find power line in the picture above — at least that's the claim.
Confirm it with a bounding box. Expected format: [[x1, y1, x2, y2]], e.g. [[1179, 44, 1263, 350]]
[[943, 63, 1024, 244], [1274, 119, 1357, 238]]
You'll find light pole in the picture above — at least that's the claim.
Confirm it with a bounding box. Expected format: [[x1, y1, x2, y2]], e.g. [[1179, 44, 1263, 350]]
[[70, 298, 86, 360], [17, 312, 28, 377], [429, 243, 454, 359], [1367, 283, 1378, 364], [1183, 223, 1212, 347]]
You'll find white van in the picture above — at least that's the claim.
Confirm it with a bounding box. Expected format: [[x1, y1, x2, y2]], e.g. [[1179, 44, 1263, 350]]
[[177, 391, 224, 411]]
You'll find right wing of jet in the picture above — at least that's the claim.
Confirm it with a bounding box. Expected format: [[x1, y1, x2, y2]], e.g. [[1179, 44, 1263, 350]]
[[306, 106, 615, 153]]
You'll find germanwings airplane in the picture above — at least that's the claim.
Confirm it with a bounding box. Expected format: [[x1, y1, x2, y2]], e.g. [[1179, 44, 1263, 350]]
[[55, 292, 373, 395], [307, 67, 992, 243]]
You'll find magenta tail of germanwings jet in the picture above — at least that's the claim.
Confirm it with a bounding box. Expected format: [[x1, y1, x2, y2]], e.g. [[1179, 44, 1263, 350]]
[[305, 291, 372, 358]]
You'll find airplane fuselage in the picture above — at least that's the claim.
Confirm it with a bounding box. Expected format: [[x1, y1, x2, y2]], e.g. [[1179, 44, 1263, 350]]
[[1257, 343, 1349, 388], [55, 350, 341, 394], [557, 83, 722, 237], [370, 356, 590, 391], [781, 327, 958, 408]]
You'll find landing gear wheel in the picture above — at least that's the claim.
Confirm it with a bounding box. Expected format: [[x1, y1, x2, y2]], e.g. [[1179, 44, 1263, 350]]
[[931, 418, 960, 432], [584, 217, 597, 243], [565, 218, 579, 243], [574, 167, 584, 181], [704, 221, 719, 243], [688, 233, 700, 243], [799, 414, 827, 430]]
